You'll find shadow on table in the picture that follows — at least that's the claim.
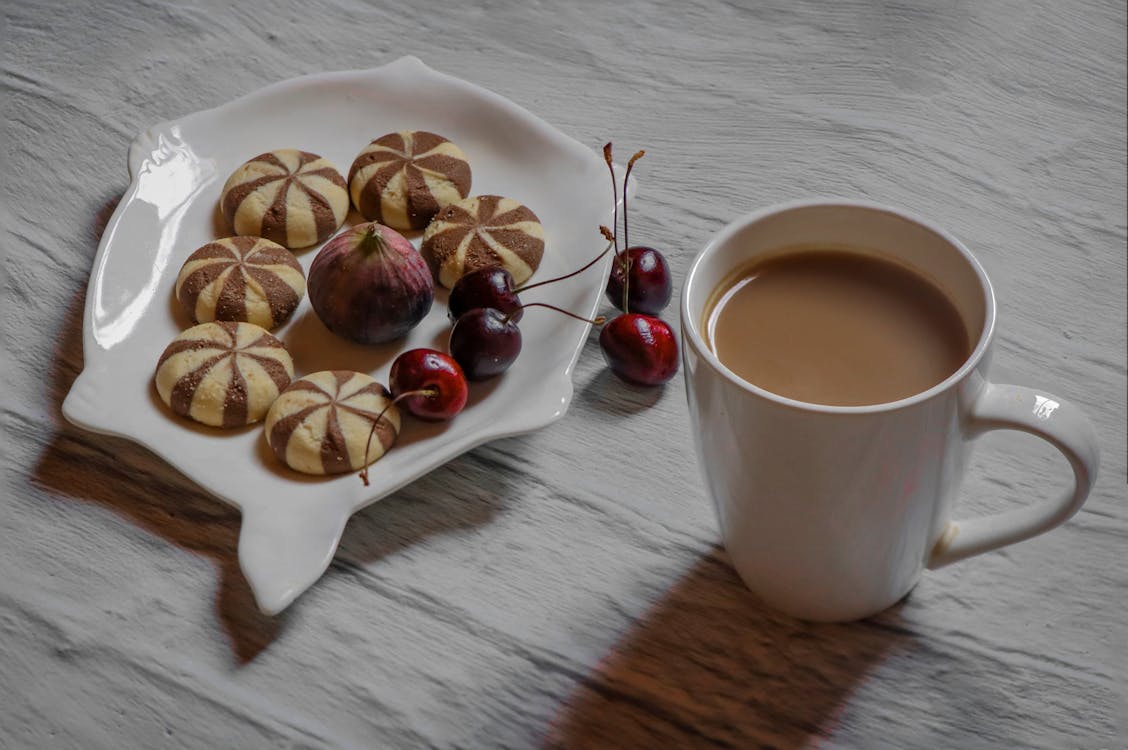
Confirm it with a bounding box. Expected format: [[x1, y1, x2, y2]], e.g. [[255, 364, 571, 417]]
[[574, 366, 666, 416], [33, 426, 284, 661], [31, 193, 506, 664], [33, 210, 287, 660], [544, 548, 916, 749], [34, 284, 507, 663]]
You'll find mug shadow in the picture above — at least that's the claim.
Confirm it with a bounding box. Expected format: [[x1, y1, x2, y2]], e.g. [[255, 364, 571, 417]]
[[544, 548, 915, 749], [31, 193, 508, 663]]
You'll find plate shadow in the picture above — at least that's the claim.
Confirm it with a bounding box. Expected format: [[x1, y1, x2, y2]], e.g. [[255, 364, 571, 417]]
[[32, 192, 515, 663]]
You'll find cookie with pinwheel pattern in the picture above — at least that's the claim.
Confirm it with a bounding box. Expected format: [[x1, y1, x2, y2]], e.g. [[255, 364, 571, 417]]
[[420, 194, 545, 288], [220, 149, 349, 249], [175, 236, 305, 330], [264, 371, 402, 476], [348, 130, 471, 231], [154, 321, 294, 428]]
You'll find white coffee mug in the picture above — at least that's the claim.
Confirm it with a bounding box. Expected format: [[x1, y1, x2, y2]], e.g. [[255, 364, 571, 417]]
[[681, 200, 1100, 622]]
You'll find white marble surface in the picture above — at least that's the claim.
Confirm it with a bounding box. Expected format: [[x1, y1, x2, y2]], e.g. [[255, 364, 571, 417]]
[[2, 1, 1125, 748]]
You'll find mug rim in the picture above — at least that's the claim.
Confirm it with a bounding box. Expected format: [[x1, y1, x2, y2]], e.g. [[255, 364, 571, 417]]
[[681, 198, 998, 414]]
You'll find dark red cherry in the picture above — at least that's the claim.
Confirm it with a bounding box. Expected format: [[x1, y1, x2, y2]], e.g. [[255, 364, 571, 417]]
[[605, 246, 672, 315], [449, 267, 523, 322], [599, 313, 679, 386], [389, 348, 469, 421], [449, 308, 522, 381]]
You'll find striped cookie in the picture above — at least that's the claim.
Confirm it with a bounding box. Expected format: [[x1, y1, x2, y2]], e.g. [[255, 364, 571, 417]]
[[348, 130, 471, 231], [155, 322, 294, 428], [175, 236, 305, 330], [420, 195, 545, 289], [264, 371, 402, 476], [220, 149, 349, 249]]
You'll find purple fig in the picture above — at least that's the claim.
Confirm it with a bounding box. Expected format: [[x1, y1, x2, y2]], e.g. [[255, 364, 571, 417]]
[[308, 222, 433, 344]]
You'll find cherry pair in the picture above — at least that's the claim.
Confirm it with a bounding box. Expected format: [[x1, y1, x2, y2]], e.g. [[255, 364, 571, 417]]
[[446, 244, 610, 380], [597, 143, 678, 387]]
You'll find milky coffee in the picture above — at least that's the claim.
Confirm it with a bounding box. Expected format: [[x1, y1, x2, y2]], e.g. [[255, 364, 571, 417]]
[[704, 247, 970, 406]]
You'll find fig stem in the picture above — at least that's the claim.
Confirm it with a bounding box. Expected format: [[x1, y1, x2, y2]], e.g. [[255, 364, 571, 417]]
[[357, 223, 389, 258], [505, 302, 605, 327], [514, 239, 613, 294], [359, 388, 438, 486]]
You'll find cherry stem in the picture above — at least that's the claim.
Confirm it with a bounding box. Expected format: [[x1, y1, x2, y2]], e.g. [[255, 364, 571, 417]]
[[622, 150, 645, 253], [359, 388, 438, 486], [622, 151, 649, 313], [513, 238, 614, 294], [620, 149, 646, 314], [504, 302, 605, 327], [603, 143, 619, 260]]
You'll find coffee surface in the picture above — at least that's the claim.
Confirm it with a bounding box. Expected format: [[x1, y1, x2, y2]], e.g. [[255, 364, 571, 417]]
[[705, 249, 970, 406]]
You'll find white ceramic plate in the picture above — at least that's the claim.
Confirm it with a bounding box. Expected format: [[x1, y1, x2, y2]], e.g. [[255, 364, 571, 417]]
[[63, 56, 619, 615]]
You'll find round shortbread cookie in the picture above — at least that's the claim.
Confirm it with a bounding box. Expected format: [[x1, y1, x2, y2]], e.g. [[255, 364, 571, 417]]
[[155, 322, 294, 428], [264, 371, 402, 476], [348, 130, 471, 231], [220, 149, 349, 249], [175, 236, 305, 330], [420, 195, 545, 289]]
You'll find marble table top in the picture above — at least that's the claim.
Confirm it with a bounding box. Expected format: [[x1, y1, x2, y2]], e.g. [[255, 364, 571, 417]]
[[2, 1, 1124, 747]]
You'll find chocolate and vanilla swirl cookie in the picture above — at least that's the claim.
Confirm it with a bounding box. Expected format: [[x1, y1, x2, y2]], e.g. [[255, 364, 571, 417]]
[[220, 149, 349, 249], [348, 130, 472, 231], [264, 371, 402, 475], [175, 236, 305, 330], [420, 195, 545, 288], [155, 322, 294, 428]]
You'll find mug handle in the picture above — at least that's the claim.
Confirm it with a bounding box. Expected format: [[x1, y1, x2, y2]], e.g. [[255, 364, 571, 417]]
[[928, 383, 1100, 568]]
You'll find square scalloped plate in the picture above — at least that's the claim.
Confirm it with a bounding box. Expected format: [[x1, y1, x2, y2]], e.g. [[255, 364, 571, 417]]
[[62, 56, 620, 615]]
